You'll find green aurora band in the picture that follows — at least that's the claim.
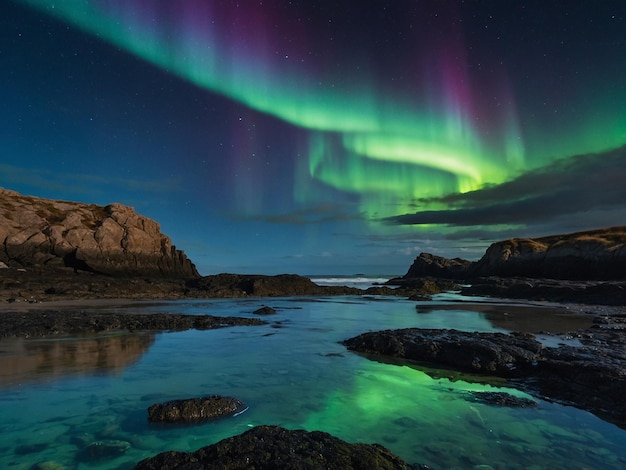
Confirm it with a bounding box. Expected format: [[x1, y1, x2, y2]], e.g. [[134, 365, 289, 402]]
[[15, 0, 626, 220]]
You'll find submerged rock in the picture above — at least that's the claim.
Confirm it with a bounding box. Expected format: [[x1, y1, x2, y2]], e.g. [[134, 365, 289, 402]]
[[253, 305, 277, 315], [147, 396, 247, 423], [134, 425, 421, 469], [467, 391, 537, 408], [81, 439, 131, 461]]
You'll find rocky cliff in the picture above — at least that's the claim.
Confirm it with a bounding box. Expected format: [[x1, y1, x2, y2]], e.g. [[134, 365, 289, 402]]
[[471, 226, 626, 279], [400, 226, 626, 281], [0, 188, 198, 278]]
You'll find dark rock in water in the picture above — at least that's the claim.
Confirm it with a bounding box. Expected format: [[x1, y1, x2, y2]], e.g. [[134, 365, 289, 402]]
[[186, 273, 361, 298], [14, 442, 48, 455], [0, 188, 198, 278], [253, 305, 277, 315], [467, 391, 537, 408], [461, 277, 626, 306], [81, 440, 130, 461], [31, 462, 66, 470], [134, 425, 421, 469], [147, 396, 247, 423], [0, 310, 265, 338], [343, 328, 543, 376], [342, 326, 626, 429]]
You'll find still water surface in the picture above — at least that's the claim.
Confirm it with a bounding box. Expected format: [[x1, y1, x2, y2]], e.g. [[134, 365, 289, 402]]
[[1, 294, 624, 469]]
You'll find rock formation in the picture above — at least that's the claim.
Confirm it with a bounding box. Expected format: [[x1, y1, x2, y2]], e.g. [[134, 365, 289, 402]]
[[134, 425, 420, 469], [471, 226, 626, 279], [0, 188, 198, 278], [147, 396, 247, 423], [397, 226, 626, 282], [342, 323, 626, 429], [402, 252, 471, 279]]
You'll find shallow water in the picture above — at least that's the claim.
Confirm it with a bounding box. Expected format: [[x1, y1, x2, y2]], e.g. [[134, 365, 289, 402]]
[[0, 295, 624, 469]]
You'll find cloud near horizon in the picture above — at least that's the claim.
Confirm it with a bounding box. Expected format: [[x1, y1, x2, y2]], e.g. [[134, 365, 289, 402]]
[[383, 146, 626, 229]]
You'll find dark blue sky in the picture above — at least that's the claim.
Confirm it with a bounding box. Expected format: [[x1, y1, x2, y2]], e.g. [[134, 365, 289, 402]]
[[2, 1, 626, 275]]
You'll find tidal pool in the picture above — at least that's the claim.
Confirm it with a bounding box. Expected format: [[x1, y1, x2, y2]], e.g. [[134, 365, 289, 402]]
[[0, 295, 624, 469]]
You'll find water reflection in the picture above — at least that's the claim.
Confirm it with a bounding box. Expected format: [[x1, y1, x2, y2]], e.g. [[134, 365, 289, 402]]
[[0, 332, 154, 388], [416, 302, 594, 333]]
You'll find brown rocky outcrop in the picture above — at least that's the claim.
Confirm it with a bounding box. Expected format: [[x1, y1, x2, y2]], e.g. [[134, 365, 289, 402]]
[[0, 188, 198, 278], [134, 425, 421, 469], [397, 227, 626, 283], [472, 226, 626, 280]]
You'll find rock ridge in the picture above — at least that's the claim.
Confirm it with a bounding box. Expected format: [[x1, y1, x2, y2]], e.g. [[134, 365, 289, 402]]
[[0, 188, 198, 278], [397, 226, 626, 282]]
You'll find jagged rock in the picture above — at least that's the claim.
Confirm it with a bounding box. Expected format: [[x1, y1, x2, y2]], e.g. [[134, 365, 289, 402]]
[[134, 425, 420, 469], [399, 253, 471, 280], [147, 396, 247, 423], [0, 188, 198, 278]]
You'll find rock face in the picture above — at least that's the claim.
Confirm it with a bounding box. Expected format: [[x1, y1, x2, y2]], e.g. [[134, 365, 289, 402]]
[[472, 226, 626, 280], [400, 227, 626, 281], [147, 396, 247, 423], [134, 425, 419, 470], [0, 188, 198, 278]]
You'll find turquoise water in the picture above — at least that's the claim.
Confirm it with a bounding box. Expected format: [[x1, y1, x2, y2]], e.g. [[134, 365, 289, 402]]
[[1, 295, 625, 469]]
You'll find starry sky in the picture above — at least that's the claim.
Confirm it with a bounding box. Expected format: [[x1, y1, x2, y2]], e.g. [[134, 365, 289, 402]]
[[2, 1, 626, 275]]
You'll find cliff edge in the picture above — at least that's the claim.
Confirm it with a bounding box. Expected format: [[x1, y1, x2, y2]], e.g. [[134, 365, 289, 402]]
[[402, 226, 626, 281], [0, 188, 198, 278]]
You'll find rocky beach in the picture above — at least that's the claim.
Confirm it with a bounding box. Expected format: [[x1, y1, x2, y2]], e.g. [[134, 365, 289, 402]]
[[1, 189, 626, 469]]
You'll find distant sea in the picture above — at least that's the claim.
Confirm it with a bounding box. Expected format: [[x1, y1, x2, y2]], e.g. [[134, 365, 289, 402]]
[[308, 274, 397, 289]]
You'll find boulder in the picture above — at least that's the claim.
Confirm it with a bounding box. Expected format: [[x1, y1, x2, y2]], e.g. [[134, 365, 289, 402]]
[[0, 188, 198, 278], [147, 396, 247, 423], [134, 425, 421, 469]]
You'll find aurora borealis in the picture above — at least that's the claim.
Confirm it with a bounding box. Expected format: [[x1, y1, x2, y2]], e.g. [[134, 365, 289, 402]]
[[3, 1, 626, 274]]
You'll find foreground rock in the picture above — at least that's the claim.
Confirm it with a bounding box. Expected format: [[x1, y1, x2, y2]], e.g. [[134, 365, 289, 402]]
[[342, 324, 626, 429], [0, 188, 198, 278], [0, 310, 265, 338], [148, 396, 247, 423], [134, 425, 421, 470]]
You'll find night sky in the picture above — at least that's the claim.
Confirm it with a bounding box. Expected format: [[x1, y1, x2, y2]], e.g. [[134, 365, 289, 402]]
[[2, 1, 626, 275]]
